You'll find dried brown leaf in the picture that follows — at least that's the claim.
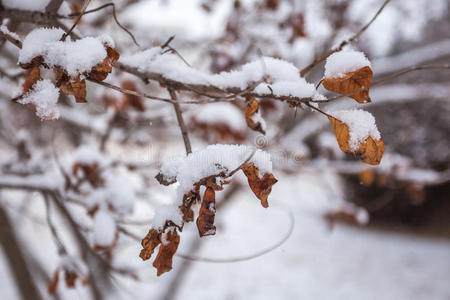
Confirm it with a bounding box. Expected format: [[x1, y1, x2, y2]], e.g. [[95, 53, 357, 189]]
[[89, 46, 120, 81], [328, 116, 384, 165], [196, 187, 216, 237], [241, 163, 277, 208], [323, 66, 373, 103], [47, 270, 60, 294], [245, 97, 266, 134], [139, 229, 161, 261], [152, 228, 180, 276]]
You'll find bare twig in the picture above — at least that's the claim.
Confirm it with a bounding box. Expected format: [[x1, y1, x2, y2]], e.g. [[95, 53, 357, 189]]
[[61, 0, 91, 41], [168, 88, 192, 154], [68, 3, 140, 47], [299, 0, 391, 77]]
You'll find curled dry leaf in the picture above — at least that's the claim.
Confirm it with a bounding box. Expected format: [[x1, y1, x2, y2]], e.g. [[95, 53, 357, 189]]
[[241, 163, 278, 208], [12, 57, 42, 102], [55, 68, 87, 103], [48, 270, 60, 294], [88, 46, 120, 81], [121, 80, 145, 112], [196, 187, 217, 237], [72, 162, 102, 187], [328, 116, 384, 165], [152, 228, 180, 276], [139, 228, 160, 261], [245, 97, 266, 134], [323, 66, 373, 103]]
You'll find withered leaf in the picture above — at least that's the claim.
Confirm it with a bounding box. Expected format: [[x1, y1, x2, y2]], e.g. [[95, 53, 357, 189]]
[[196, 187, 217, 237], [359, 168, 375, 187], [55, 68, 87, 103], [139, 228, 161, 261], [72, 163, 102, 187], [323, 66, 373, 103], [152, 228, 180, 276], [241, 163, 277, 208], [65, 271, 78, 288], [89, 46, 120, 81], [245, 97, 266, 134], [328, 116, 384, 165], [122, 80, 145, 112], [48, 270, 60, 294]]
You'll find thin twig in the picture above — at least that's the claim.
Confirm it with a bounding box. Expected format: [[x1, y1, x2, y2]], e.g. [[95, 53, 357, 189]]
[[168, 88, 192, 154], [68, 3, 139, 47], [299, 0, 391, 77], [61, 0, 92, 41]]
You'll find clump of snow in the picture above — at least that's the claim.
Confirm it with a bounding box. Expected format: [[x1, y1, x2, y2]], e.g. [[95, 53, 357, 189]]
[[2, 0, 50, 11], [93, 210, 116, 247], [329, 109, 381, 151], [324, 50, 371, 78], [86, 178, 135, 215], [73, 144, 109, 166], [17, 79, 60, 120], [121, 49, 320, 99], [19, 28, 110, 77], [159, 144, 273, 195], [152, 205, 183, 230], [192, 102, 246, 132]]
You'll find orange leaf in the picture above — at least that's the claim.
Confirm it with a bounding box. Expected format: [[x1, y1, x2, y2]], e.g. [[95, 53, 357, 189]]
[[245, 97, 266, 134], [241, 163, 277, 208], [196, 187, 216, 237], [89, 46, 120, 81], [328, 116, 384, 165], [152, 228, 180, 276], [139, 229, 161, 261], [323, 66, 373, 103], [55, 68, 87, 103]]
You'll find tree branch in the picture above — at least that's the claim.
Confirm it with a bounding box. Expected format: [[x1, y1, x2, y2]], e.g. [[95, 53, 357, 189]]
[[168, 88, 192, 154], [299, 0, 391, 77]]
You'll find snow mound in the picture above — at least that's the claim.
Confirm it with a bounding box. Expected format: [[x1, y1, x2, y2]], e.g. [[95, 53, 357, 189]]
[[17, 79, 60, 120], [325, 50, 371, 78], [330, 109, 381, 151]]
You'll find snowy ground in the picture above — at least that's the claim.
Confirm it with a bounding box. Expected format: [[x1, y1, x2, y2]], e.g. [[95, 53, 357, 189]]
[[2, 170, 449, 300]]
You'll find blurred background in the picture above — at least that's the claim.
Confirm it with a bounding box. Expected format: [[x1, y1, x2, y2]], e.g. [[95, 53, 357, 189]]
[[0, 0, 449, 299]]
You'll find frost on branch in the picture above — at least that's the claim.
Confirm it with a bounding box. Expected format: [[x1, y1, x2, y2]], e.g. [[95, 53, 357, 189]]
[[327, 109, 385, 165], [323, 50, 373, 103], [140, 144, 277, 276], [121, 49, 323, 100]]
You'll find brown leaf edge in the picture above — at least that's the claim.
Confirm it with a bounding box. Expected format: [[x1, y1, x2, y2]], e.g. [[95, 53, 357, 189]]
[[323, 66, 373, 103]]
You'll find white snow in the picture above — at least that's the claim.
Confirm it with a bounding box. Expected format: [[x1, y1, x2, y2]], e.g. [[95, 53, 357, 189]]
[[86, 178, 135, 215], [152, 205, 183, 230], [324, 50, 371, 79], [158, 144, 273, 195], [73, 144, 109, 166], [191, 102, 247, 132], [19, 28, 109, 77], [2, 0, 50, 11], [329, 109, 381, 151], [93, 210, 116, 247], [121, 49, 319, 99], [17, 79, 60, 120], [0, 24, 21, 42]]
